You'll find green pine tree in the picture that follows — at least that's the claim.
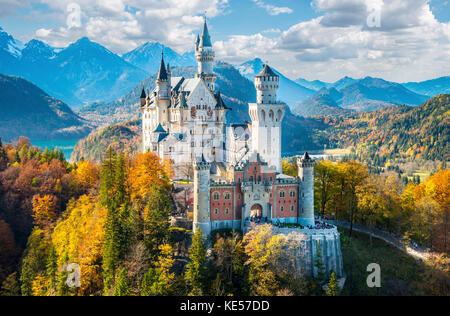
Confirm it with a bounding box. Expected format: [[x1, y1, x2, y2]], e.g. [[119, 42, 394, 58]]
[[46, 246, 58, 294], [113, 268, 130, 296], [314, 244, 326, 283], [143, 187, 173, 260], [20, 262, 34, 296], [185, 229, 208, 296], [141, 268, 157, 296]]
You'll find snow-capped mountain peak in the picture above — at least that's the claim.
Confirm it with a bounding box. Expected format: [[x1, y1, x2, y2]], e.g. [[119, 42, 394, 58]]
[[0, 27, 24, 58]]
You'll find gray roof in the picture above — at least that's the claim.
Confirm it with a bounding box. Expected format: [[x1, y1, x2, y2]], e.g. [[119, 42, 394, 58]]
[[153, 123, 167, 133], [199, 21, 212, 47], [215, 91, 229, 110], [256, 64, 278, 78], [302, 152, 313, 161], [157, 54, 168, 81]]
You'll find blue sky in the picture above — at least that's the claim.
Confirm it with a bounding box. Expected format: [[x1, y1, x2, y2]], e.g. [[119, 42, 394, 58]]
[[1, 0, 449, 82]]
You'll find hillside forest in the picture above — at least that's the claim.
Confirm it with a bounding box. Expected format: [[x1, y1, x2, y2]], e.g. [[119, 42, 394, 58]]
[[0, 137, 448, 296]]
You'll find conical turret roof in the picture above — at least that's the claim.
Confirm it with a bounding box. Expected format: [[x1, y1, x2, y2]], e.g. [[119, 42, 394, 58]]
[[199, 20, 212, 47], [157, 52, 168, 81], [255, 64, 278, 78]]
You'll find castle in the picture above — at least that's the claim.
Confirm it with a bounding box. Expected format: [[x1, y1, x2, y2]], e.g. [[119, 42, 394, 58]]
[[140, 20, 344, 278], [140, 19, 316, 237]]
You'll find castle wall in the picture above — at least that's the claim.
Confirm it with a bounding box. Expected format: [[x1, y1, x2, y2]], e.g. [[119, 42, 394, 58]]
[[266, 227, 344, 278]]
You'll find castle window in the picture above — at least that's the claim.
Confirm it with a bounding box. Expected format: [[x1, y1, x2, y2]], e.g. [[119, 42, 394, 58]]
[[290, 191, 296, 198], [279, 191, 285, 198], [214, 209, 219, 215], [225, 208, 230, 215], [224, 192, 231, 200], [290, 205, 295, 212], [280, 206, 284, 213], [213, 192, 220, 200]]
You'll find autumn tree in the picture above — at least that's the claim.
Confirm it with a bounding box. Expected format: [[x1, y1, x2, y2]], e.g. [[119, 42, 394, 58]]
[[341, 161, 369, 237], [113, 268, 130, 296], [326, 272, 339, 296], [73, 160, 99, 193], [315, 160, 337, 217], [140, 244, 176, 296], [1, 272, 20, 296], [32, 195, 58, 230]]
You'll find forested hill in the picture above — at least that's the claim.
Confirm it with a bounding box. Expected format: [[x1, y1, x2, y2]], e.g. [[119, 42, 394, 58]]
[[319, 94, 450, 163], [0, 74, 92, 141]]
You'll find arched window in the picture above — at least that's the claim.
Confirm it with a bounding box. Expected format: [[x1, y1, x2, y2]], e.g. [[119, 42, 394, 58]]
[[225, 208, 230, 215], [213, 192, 220, 200], [214, 209, 219, 215], [224, 192, 231, 200], [290, 191, 296, 198], [290, 205, 295, 212], [279, 191, 285, 198], [280, 206, 284, 213]]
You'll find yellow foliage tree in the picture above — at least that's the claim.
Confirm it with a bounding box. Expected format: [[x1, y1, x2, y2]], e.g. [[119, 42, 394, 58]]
[[128, 153, 173, 203], [74, 161, 99, 191], [32, 195, 58, 229], [52, 195, 106, 295]]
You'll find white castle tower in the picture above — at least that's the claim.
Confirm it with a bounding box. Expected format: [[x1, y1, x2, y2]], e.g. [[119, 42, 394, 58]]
[[298, 152, 315, 226], [195, 18, 216, 91], [249, 64, 286, 173], [193, 156, 211, 237]]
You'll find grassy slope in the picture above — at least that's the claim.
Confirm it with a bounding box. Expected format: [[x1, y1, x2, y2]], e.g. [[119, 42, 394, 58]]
[[340, 228, 433, 296]]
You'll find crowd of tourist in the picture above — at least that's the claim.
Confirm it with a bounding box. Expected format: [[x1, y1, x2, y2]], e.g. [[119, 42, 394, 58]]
[[246, 218, 335, 230]]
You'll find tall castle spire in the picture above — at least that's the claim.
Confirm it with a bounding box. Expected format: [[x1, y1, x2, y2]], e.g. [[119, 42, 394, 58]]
[[199, 18, 212, 48], [157, 50, 168, 82], [195, 17, 216, 91]]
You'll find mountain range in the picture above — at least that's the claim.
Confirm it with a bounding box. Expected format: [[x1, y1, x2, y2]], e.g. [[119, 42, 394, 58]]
[[237, 58, 315, 106], [0, 74, 92, 141], [1, 26, 449, 113], [294, 77, 430, 117], [122, 42, 197, 74]]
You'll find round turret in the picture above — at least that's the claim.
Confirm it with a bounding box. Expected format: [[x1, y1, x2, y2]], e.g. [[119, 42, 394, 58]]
[[255, 64, 279, 104], [297, 153, 315, 226]]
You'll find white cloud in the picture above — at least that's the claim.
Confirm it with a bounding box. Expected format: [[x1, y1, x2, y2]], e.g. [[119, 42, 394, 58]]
[[251, 0, 293, 16], [0, 0, 30, 17], [215, 0, 450, 82], [33, 0, 229, 54]]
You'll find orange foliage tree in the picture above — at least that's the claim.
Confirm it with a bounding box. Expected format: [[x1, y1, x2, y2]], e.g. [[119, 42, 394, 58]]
[[128, 153, 173, 203], [32, 195, 58, 229]]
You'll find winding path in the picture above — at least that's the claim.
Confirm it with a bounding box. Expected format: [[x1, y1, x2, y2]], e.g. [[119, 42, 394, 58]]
[[323, 219, 432, 262]]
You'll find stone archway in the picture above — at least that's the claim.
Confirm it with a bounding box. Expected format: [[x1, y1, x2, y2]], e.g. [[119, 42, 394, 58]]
[[251, 204, 263, 218]]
